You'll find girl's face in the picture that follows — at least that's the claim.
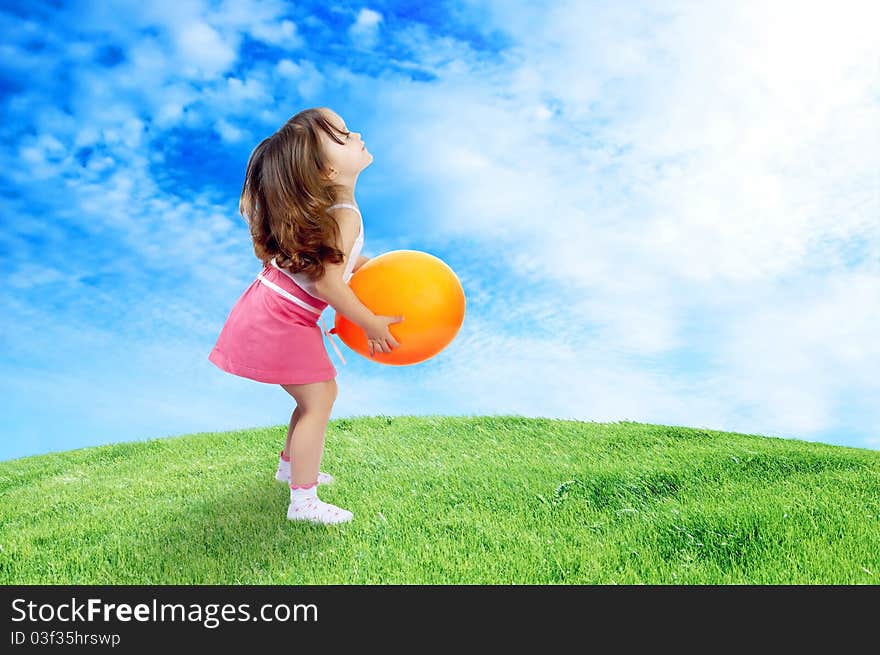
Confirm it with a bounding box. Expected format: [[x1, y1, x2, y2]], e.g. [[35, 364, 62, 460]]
[[318, 108, 372, 181]]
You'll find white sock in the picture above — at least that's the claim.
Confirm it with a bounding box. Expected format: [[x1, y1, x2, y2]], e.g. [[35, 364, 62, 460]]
[[278, 453, 334, 484], [288, 482, 353, 525]]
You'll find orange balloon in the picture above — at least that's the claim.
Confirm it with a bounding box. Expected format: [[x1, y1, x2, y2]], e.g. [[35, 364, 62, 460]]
[[329, 250, 465, 365]]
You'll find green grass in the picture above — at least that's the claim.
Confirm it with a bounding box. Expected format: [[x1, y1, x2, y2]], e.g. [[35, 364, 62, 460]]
[[1, 416, 878, 584]]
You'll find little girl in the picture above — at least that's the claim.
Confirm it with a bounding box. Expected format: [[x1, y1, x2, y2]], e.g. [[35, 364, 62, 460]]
[[208, 107, 404, 525]]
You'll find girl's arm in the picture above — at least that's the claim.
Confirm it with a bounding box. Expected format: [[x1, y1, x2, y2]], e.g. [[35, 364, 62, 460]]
[[352, 254, 370, 274]]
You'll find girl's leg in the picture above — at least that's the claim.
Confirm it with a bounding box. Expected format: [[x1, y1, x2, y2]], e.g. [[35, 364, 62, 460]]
[[280, 379, 337, 486], [290, 413, 329, 485], [280, 378, 351, 524], [282, 405, 301, 460], [277, 400, 334, 486]]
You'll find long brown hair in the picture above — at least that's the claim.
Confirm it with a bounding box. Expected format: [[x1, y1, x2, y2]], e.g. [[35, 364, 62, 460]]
[[240, 107, 351, 280]]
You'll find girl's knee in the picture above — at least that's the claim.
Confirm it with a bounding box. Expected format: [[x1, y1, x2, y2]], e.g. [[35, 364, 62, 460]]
[[281, 377, 337, 409]]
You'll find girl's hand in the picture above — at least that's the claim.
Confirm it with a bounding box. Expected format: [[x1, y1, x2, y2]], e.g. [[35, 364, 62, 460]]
[[365, 314, 404, 357]]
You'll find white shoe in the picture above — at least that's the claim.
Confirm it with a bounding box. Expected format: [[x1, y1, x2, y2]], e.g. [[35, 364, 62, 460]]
[[287, 489, 353, 525], [275, 456, 334, 485]]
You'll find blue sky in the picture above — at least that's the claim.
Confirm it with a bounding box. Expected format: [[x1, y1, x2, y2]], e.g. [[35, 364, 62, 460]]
[[2, 0, 878, 462]]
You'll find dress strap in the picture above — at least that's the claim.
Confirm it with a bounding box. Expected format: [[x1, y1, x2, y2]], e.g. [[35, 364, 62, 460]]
[[320, 317, 346, 365], [256, 272, 323, 315], [328, 202, 361, 216]]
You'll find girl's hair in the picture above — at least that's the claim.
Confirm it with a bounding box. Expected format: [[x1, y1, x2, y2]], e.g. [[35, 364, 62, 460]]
[[239, 107, 351, 280]]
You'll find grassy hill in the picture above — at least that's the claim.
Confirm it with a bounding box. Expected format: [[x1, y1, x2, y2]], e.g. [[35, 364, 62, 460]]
[[1, 416, 878, 584]]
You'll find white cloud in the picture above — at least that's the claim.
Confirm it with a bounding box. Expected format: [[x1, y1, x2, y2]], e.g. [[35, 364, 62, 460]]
[[275, 58, 324, 99], [348, 8, 383, 50], [224, 75, 271, 104], [154, 85, 199, 128], [707, 270, 880, 434], [173, 21, 238, 78], [276, 58, 301, 77], [211, 0, 304, 47], [215, 117, 246, 142], [327, 0, 879, 445], [249, 18, 302, 47]]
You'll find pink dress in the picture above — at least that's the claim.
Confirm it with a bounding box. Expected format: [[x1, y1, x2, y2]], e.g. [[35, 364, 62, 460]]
[[208, 203, 364, 385]]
